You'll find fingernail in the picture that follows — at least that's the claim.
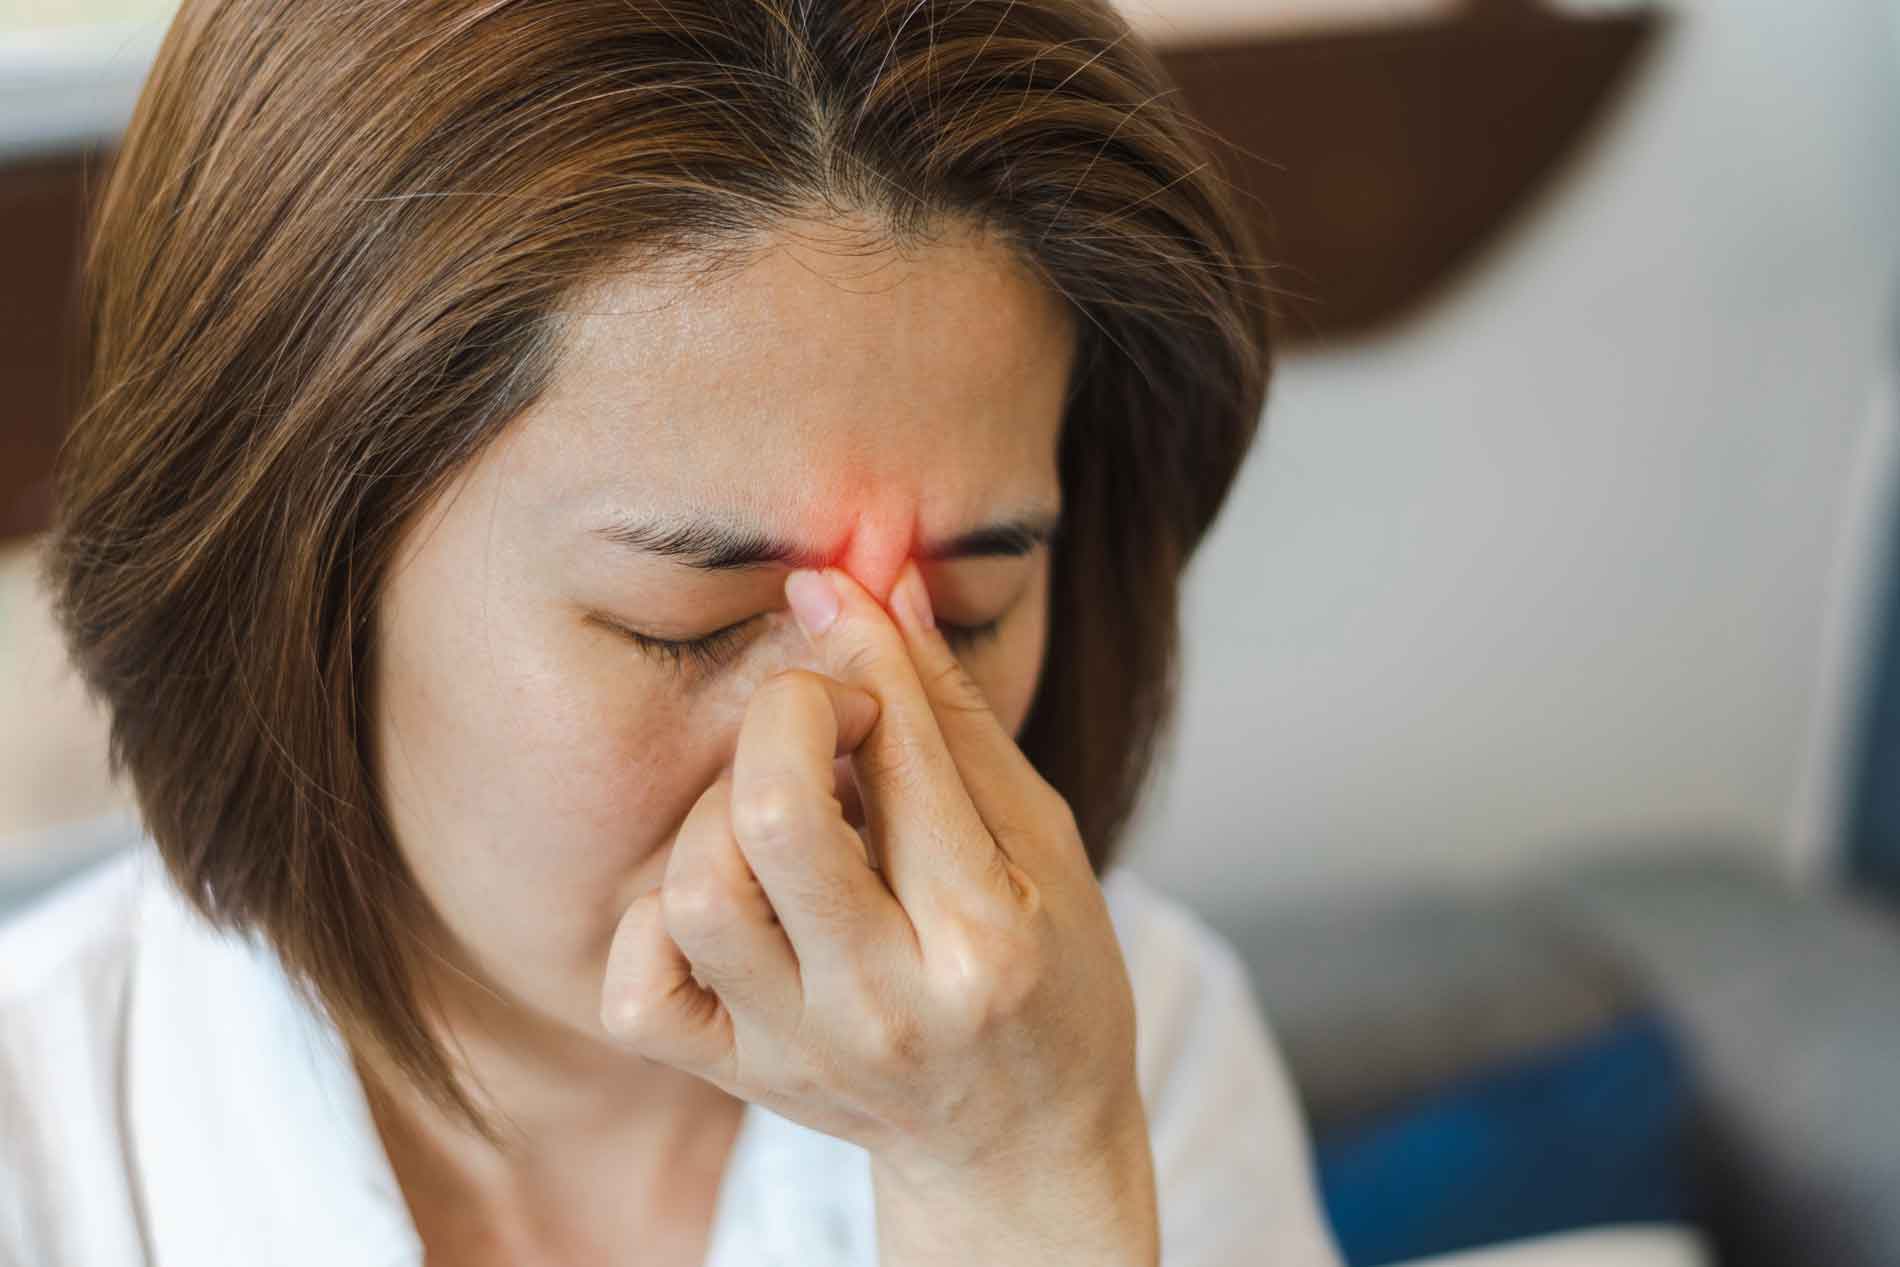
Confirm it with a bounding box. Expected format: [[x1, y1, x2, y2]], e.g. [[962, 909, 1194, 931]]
[[893, 562, 935, 631], [786, 568, 840, 639]]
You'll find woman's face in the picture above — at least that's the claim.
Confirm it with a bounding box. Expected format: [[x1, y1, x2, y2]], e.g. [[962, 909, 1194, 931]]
[[370, 216, 1077, 1045]]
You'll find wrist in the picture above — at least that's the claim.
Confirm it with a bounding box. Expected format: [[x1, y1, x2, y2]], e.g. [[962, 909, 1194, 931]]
[[872, 1092, 1159, 1267]]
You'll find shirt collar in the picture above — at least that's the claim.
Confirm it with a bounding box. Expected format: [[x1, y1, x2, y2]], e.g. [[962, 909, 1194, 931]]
[[120, 844, 875, 1267], [125, 847, 424, 1267]]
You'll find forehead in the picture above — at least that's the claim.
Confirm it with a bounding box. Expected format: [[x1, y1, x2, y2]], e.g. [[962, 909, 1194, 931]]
[[514, 215, 1078, 542]]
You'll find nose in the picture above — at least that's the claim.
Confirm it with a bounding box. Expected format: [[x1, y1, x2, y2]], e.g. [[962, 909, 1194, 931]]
[[830, 504, 917, 606]]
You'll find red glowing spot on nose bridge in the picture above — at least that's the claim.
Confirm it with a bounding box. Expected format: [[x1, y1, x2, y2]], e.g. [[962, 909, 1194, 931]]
[[824, 501, 919, 601], [828, 512, 859, 572]]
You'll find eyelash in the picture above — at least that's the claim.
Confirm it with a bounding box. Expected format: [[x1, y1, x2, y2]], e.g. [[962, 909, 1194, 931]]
[[619, 613, 1005, 675]]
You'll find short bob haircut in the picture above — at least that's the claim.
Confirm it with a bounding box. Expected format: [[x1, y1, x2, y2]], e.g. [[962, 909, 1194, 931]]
[[45, 0, 1272, 1135]]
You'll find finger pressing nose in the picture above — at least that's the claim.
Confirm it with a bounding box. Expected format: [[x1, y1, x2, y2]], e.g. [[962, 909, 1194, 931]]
[[781, 565, 1013, 924]]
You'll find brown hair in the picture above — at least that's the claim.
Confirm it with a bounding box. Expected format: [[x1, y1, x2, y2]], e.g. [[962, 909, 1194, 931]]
[[44, 0, 1272, 1136]]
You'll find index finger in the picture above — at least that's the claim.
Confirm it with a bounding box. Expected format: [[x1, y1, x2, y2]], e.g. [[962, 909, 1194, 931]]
[[782, 566, 1020, 924], [884, 558, 1072, 858]]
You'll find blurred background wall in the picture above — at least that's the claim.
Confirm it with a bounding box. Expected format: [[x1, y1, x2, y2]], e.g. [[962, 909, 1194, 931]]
[[1122, 0, 1900, 920]]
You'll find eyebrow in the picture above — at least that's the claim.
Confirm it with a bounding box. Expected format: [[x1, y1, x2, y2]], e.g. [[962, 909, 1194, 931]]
[[590, 507, 1062, 571]]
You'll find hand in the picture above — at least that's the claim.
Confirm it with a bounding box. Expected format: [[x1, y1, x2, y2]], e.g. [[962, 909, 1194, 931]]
[[599, 558, 1158, 1265]]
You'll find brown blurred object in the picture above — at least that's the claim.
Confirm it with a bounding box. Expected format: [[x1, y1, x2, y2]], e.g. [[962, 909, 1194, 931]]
[[1154, 0, 1663, 343], [0, 154, 99, 544], [0, 0, 1660, 544]]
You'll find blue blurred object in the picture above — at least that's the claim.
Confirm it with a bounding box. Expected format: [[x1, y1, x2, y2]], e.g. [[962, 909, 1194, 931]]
[[1314, 1010, 1695, 1267], [1844, 290, 1900, 900]]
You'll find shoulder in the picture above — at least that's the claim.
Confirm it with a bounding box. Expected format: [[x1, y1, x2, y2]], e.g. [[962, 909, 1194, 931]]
[[1101, 866, 1257, 1027], [0, 840, 153, 1065], [0, 841, 155, 1261], [1099, 866, 1344, 1267], [1099, 865, 1283, 1104], [0, 842, 149, 1003]]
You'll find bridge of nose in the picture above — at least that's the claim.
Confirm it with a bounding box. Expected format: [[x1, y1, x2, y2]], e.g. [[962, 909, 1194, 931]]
[[828, 503, 917, 607]]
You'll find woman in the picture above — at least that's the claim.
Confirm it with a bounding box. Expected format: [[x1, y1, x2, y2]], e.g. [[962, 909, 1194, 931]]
[[0, 1, 1342, 1263]]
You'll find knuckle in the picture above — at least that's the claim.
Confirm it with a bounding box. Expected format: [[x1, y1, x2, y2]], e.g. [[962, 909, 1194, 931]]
[[999, 857, 1045, 917], [825, 970, 923, 1069], [661, 875, 737, 941], [860, 1009, 926, 1070], [790, 862, 865, 927], [836, 633, 890, 683], [730, 771, 814, 851], [601, 989, 666, 1045], [938, 918, 1044, 1034], [852, 733, 929, 794], [701, 955, 760, 998], [926, 656, 991, 716]]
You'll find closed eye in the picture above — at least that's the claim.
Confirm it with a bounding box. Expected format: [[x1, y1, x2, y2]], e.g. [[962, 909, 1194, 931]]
[[617, 614, 761, 674], [940, 615, 1002, 650], [611, 612, 1005, 677]]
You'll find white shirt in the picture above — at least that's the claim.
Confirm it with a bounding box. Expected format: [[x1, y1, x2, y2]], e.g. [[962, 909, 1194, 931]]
[[0, 829, 1343, 1266]]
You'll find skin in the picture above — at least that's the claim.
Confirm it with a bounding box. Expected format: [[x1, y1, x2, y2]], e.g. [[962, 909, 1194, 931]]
[[364, 212, 1156, 1264]]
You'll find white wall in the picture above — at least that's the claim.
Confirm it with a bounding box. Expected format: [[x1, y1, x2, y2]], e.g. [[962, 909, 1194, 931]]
[[1124, 0, 1900, 920], [0, 17, 168, 161]]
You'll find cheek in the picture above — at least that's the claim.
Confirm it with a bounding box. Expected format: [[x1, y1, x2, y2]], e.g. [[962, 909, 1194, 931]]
[[509, 623, 752, 854], [370, 596, 732, 897], [967, 576, 1052, 742], [369, 608, 765, 1003]]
